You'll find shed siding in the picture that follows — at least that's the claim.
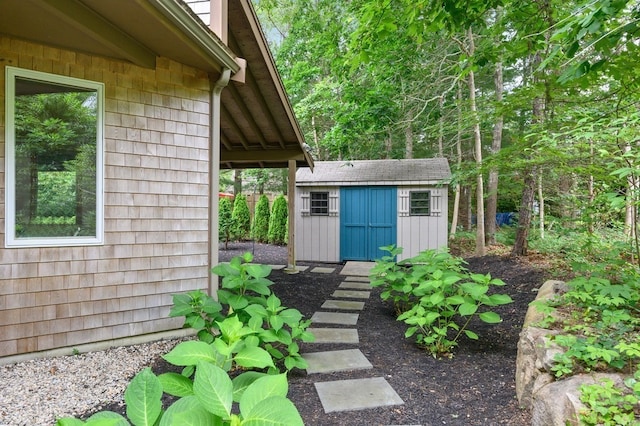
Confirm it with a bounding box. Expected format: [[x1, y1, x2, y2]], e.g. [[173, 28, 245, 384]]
[[295, 186, 339, 262], [397, 187, 449, 261], [0, 37, 212, 358]]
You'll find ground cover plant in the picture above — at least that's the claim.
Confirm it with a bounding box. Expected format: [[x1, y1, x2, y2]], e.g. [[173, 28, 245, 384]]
[[526, 228, 640, 425], [370, 245, 513, 357]]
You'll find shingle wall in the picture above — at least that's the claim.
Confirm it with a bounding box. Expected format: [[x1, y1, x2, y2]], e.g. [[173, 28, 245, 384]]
[[0, 37, 212, 358]]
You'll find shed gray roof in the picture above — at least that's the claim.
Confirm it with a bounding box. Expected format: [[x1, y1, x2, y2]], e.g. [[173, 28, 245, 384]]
[[296, 158, 451, 186]]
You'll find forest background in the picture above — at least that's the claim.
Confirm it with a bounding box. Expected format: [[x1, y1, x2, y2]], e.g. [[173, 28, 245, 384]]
[[225, 0, 640, 263]]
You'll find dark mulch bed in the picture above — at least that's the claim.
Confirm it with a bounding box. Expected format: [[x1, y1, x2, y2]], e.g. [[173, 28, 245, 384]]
[[86, 242, 548, 425]]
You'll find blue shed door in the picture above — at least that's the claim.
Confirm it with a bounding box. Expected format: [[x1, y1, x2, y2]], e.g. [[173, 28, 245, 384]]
[[340, 186, 397, 261]]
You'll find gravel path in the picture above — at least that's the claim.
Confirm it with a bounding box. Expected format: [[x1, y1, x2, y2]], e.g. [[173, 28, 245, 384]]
[[0, 339, 183, 426]]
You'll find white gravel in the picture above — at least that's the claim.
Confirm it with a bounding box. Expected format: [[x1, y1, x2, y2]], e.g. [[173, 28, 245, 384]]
[[0, 339, 183, 426]]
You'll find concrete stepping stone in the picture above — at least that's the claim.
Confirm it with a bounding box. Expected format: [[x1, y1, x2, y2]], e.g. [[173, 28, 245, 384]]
[[303, 349, 372, 374], [311, 311, 359, 325], [332, 289, 371, 299], [307, 328, 359, 344], [294, 265, 309, 272], [314, 377, 404, 413], [344, 276, 371, 282], [269, 264, 285, 270], [310, 266, 336, 274], [321, 300, 365, 310], [339, 281, 371, 290], [339, 261, 374, 276]]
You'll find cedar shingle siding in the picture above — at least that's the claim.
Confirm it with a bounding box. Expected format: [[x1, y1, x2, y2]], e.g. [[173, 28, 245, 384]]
[[0, 37, 210, 357]]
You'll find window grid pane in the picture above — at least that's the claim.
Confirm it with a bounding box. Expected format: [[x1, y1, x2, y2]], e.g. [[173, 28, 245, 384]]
[[310, 192, 329, 215], [410, 191, 431, 216]]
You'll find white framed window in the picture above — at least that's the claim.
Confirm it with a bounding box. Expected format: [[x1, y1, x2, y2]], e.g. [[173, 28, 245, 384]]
[[5, 67, 104, 247], [310, 192, 329, 215], [409, 191, 431, 216]]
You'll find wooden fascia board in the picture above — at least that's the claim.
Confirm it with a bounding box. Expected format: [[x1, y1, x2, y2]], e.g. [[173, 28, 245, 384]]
[[146, 0, 240, 74], [39, 0, 156, 68], [220, 149, 307, 163]]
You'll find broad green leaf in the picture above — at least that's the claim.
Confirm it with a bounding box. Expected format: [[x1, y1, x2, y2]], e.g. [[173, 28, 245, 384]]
[[193, 362, 233, 419], [429, 292, 445, 305], [460, 282, 489, 299], [464, 330, 479, 340], [235, 346, 275, 369], [84, 411, 129, 426], [488, 294, 513, 306], [232, 371, 267, 402], [278, 308, 303, 325], [246, 264, 272, 279], [241, 396, 304, 426], [479, 311, 502, 324], [159, 395, 222, 426], [269, 314, 284, 331], [158, 372, 194, 397], [163, 341, 217, 366], [459, 302, 478, 316], [239, 373, 288, 415], [446, 295, 465, 305], [125, 367, 162, 426], [56, 418, 86, 426]]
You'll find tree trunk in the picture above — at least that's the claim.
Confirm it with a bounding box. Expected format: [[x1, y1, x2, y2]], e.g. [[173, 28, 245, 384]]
[[511, 169, 537, 256], [467, 28, 485, 256], [449, 87, 463, 239], [485, 61, 503, 246], [405, 121, 413, 159], [538, 174, 545, 239], [234, 169, 243, 195], [437, 95, 444, 157]]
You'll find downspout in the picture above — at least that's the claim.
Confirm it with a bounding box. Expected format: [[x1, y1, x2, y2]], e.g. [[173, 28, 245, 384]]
[[208, 68, 232, 296]]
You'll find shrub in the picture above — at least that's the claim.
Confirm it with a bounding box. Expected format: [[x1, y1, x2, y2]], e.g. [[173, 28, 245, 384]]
[[268, 195, 288, 245], [251, 194, 270, 243], [219, 197, 233, 249], [231, 194, 251, 241], [57, 349, 304, 426], [370, 245, 512, 357], [169, 252, 314, 372]]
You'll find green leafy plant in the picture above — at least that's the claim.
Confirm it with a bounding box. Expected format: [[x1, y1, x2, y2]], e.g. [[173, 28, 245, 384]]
[[578, 367, 640, 426], [251, 194, 270, 243], [57, 341, 304, 426], [170, 252, 314, 372], [370, 245, 513, 357], [267, 195, 288, 245], [534, 261, 640, 378], [231, 194, 251, 241], [219, 197, 233, 249]]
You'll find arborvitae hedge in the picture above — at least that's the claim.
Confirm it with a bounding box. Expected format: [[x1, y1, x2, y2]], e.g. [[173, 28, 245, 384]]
[[251, 194, 270, 243], [219, 197, 233, 249], [232, 194, 251, 240], [268, 195, 288, 245]]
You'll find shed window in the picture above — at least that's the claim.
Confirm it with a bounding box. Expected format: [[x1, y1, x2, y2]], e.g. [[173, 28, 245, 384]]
[[5, 67, 104, 247], [310, 192, 329, 215], [410, 191, 431, 216]]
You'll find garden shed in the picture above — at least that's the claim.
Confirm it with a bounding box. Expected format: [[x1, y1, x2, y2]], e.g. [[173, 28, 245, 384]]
[[295, 158, 451, 262], [0, 0, 312, 361]]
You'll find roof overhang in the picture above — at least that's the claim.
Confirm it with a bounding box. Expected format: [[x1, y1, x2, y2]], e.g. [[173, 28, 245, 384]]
[[0, 0, 312, 170]]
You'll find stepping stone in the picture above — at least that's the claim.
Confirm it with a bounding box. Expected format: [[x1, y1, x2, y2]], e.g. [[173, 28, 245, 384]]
[[339, 261, 374, 277], [344, 276, 370, 282], [303, 349, 372, 374], [311, 311, 359, 325], [339, 281, 371, 290], [321, 300, 365, 311], [294, 265, 309, 272], [314, 377, 404, 413], [331, 289, 371, 299], [307, 328, 359, 344], [310, 266, 336, 274], [269, 264, 285, 270]]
